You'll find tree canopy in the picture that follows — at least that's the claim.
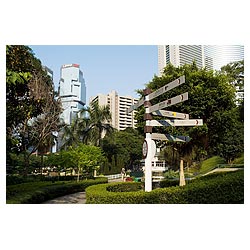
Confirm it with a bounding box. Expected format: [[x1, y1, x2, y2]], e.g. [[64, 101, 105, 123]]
[[135, 62, 244, 164], [101, 127, 144, 170], [6, 45, 62, 172]]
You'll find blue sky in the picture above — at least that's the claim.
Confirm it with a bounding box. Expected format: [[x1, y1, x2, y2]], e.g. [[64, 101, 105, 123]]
[[29, 45, 158, 104]]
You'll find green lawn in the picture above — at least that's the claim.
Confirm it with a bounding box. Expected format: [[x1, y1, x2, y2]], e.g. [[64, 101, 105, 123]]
[[197, 156, 226, 175]]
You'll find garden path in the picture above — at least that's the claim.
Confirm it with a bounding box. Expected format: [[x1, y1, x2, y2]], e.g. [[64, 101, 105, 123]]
[[42, 178, 122, 204]]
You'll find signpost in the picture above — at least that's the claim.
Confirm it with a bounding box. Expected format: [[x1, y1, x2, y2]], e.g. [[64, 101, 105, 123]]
[[147, 75, 185, 101], [152, 110, 189, 119], [127, 75, 186, 114], [151, 133, 191, 142], [127, 75, 203, 192], [147, 119, 203, 127], [149, 92, 188, 113]]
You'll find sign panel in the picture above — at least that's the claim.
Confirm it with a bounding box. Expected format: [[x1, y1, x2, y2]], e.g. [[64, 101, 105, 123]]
[[149, 92, 188, 113], [151, 133, 191, 142], [148, 75, 185, 101], [127, 98, 144, 113], [126, 75, 185, 113], [152, 110, 189, 119], [147, 119, 203, 127]]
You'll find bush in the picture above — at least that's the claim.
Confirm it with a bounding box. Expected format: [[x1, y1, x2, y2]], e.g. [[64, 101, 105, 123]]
[[86, 170, 244, 204], [6, 177, 108, 204], [232, 154, 244, 165], [6, 175, 47, 185], [159, 179, 180, 188], [86, 182, 147, 204], [6, 174, 94, 185]]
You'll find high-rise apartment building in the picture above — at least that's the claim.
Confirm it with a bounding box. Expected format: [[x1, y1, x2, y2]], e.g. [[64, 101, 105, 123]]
[[158, 45, 244, 74], [90, 90, 138, 131], [58, 64, 86, 125]]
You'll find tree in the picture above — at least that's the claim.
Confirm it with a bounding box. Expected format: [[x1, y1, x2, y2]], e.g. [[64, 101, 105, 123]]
[[67, 144, 105, 181], [77, 102, 113, 146], [101, 128, 144, 171], [6, 46, 62, 174], [220, 60, 244, 89], [60, 119, 80, 150], [135, 62, 241, 163]]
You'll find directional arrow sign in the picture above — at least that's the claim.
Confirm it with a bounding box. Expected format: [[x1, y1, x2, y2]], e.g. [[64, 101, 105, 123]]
[[152, 110, 189, 119], [148, 75, 185, 101], [146, 119, 203, 127], [126, 75, 185, 113], [151, 133, 191, 142], [149, 92, 188, 113], [127, 98, 144, 113]]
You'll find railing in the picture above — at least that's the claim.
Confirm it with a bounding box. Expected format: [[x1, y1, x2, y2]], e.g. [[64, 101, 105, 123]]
[[216, 164, 244, 168], [104, 174, 122, 180]]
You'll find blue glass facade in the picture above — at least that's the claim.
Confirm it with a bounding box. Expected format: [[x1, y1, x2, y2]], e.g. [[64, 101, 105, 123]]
[[59, 64, 86, 124]]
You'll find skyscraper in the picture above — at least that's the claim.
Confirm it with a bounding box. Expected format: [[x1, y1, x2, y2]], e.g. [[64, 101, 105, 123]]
[[158, 45, 205, 74], [204, 45, 244, 70], [90, 90, 138, 131], [158, 45, 244, 74], [58, 64, 86, 125]]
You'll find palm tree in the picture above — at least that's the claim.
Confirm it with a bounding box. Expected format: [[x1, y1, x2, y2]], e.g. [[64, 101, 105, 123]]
[[60, 119, 79, 150], [78, 102, 113, 146]]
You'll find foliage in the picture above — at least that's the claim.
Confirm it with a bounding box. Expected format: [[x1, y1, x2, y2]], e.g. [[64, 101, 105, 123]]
[[86, 170, 243, 204], [66, 144, 105, 180], [59, 101, 113, 150], [135, 62, 243, 164], [77, 101, 113, 146], [220, 60, 244, 89], [60, 119, 80, 150], [101, 127, 144, 171], [163, 169, 180, 179], [232, 154, 244, 164], [6, 177, 108, 204], [6, 174, 79, 185], [6, 45, 62, 174]]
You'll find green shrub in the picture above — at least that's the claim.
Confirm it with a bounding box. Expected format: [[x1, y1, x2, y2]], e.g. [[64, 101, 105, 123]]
[[6, 174, 94, 185], [106, 182, 143, 192], [232, 154, 244, 165], [86, 182, 147, 204], [6, 177, 108, 204], [159, 179, 180, 188], [86, 170, 243, 204]]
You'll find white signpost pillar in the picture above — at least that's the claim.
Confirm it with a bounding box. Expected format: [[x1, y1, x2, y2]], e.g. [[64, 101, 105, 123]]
[[143, 89, 154, 192], [144, 134, 155, 192]]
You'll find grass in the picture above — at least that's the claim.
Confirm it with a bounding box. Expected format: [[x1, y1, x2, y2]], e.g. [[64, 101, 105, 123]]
[[197, 156, 226, 175]]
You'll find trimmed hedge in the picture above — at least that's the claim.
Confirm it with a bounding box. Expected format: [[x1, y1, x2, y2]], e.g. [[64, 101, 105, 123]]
[[6, 177, 108, 204], [86, 170, 244, 204], [6, 174, 89, 186]]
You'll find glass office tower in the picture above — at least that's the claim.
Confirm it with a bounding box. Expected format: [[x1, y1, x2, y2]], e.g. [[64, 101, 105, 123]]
[[58, 64, 86, 125], [204, 45, 244, 70], [158, 45, 244, 74]]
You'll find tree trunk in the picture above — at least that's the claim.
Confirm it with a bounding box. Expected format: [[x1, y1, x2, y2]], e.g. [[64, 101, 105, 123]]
[[77, 165, 80, 182], [179, 159, 186, 186], [23, 151, 30, 176]]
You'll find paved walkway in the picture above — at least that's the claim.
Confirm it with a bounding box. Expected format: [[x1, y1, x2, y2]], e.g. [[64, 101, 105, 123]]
[[42, 192, 86, 204], [42, 178, 123, 204]]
